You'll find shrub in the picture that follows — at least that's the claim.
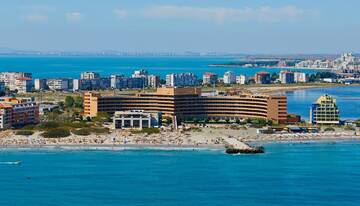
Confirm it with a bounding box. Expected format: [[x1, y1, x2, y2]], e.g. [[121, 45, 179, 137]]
[[142, 128, 160, 134], [189, 128, 201, 132], [131, 128, 160, 134], [41, 128, 71, 138], [247, 118, 270, 127], [37, 122, 60, 130], [15, 130, 34, 136], [324, 127, 335, 132], [229, 125, 240, 130], [21, 125, 36, 130], [72, 128, 91, 136], [344, 126, 355, 131], [63, 121, 91, 128], [65, 96, 75, 108], [89, 127, 109, 134]]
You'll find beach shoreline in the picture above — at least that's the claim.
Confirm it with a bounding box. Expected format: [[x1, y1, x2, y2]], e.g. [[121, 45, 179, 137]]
[[0, 127, 359, 151], [0, 143, 224, 150], [0, 138, 359, 152]]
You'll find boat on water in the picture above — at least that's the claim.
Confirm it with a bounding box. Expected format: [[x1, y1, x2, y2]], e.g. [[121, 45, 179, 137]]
[[0, 161, 22, 165]]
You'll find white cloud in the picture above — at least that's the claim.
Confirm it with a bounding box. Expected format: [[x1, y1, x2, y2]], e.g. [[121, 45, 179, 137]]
[[25, 14, 48, 23], [66, 12, 82, 23], [114, 9, 128, 19], [144, 5, 313, 23]]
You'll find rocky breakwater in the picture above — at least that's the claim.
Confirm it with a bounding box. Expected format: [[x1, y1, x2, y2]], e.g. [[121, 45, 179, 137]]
[[223, 137, 264, 154]]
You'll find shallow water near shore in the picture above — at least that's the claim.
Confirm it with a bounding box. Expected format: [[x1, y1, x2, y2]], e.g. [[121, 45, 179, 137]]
[[1, 141, 360, 206]]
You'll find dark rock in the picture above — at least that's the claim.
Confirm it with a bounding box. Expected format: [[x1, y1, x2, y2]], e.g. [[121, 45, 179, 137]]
[[225, 146, 264, 154]]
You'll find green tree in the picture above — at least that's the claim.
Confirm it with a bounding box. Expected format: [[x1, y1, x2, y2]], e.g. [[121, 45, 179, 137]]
[[271, 72, 279, 82], [74, 96, 83, 108], [93, 112, 111, 124], [356, 119, 360, 127], [160, 79, 166, 85], [65, 96, 75, 108], [57, 101, 65, 110], [163, 116, 173, 125], [309, 74, 316, 82]]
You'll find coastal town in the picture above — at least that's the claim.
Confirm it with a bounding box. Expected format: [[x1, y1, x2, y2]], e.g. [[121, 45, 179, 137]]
[[211, 52, 360, 84], [0, 60, 359, 152]]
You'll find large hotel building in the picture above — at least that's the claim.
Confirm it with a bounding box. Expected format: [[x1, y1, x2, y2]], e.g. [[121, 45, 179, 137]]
[[83, 87, 288, 123]]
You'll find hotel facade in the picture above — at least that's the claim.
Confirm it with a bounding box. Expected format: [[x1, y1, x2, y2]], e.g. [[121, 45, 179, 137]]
[[83, 87, 287, 123], [310, 95, 340, 125], [0, 97, 39, 129]]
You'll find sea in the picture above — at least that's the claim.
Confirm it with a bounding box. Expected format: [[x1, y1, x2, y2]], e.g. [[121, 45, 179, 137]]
[[0, 55, 316, 79], [1, 142, 360, 206]]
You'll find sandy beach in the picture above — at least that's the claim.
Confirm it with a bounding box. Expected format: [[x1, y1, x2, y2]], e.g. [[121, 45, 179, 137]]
[[0, 127, 359, 150]]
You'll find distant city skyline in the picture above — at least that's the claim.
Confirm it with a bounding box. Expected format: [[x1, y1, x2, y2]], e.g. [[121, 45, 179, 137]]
[[0, 0, 359, 54]]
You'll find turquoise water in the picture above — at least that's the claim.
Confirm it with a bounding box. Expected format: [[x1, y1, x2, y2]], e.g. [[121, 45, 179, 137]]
[[1, 142, 360, 206], [287, 86, 360, 120], [0, 56, 316, 79]]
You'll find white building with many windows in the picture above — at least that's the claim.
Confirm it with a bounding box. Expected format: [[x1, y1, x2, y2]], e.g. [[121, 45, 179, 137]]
[[113, 110, 162, 129], [166, 73, 197, 87], [0, 72, 32, 92], [294, 72, 309, 83], [203, 73, 218, 85], [223, 71, 236, 84], [236, 75, 248, 85], [80, 72, 100, 80]]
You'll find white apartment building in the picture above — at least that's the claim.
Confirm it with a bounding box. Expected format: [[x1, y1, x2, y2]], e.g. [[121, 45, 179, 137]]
[[110, 75, 123, 89], [80, 72, 100, 80], [73, 79, 80, 91], [203, 73, 218, 85], [223, 71, 236, 84], [0, 72, 32, 92], [15, 77, 33, 93], [294, 72, 309, 83], [132, 70, 148, 78], [236, 75, 248, 85], [46, 79, 72, 91], [34, 79, 47, 90], [147, 75, 160, 88], [166, 73, 197, 87], [280, 71, 295, 84]]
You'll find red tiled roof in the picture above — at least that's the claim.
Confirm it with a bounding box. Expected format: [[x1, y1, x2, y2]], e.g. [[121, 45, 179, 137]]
[[17, 77, 32, 81], [256, 72, 270, 75], [0, 103, 12, 108]]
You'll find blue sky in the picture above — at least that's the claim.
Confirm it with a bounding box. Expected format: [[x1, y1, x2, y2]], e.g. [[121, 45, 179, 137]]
[[0, 0, 359, 54]]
